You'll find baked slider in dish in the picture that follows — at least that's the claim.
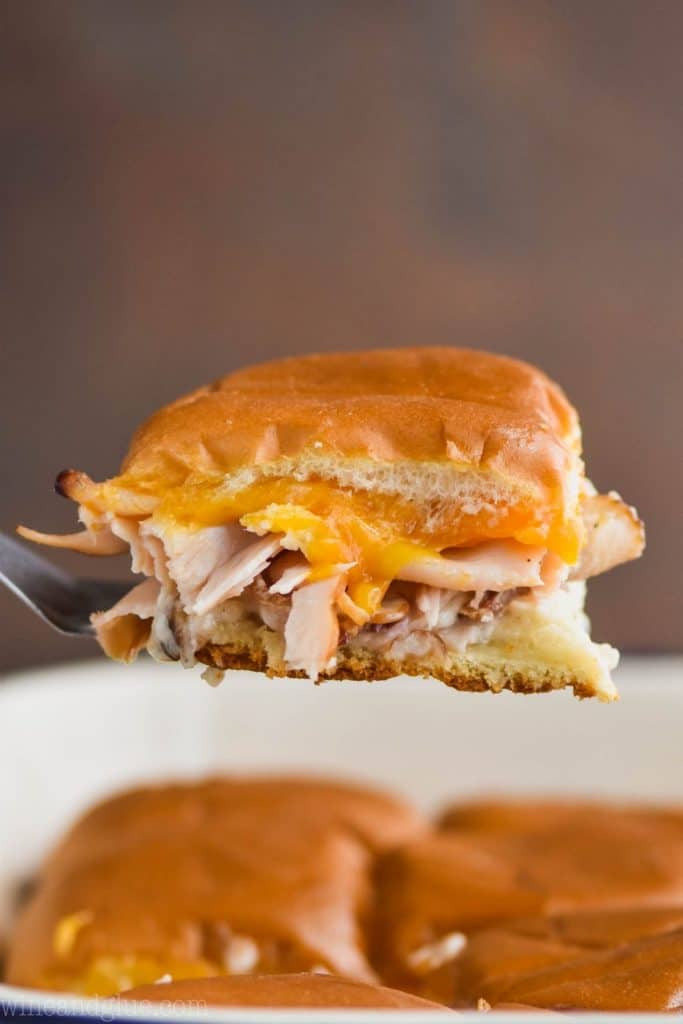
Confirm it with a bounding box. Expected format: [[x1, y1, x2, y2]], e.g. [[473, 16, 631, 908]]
[[6, 776, 423, 996], [448, 907, 683, 1012], [19, 347, 643, 699], [373, 800, 683, 1005]]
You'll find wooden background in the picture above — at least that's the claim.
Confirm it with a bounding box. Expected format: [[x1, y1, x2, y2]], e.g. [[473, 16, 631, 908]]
[[2, 1, 681, 673]]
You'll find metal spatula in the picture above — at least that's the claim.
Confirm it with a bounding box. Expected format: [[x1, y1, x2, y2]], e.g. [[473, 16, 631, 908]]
[[0, 532, 129, 635]]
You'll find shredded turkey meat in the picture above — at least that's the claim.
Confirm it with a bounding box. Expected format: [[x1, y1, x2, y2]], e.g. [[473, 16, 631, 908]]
[[88, 523, 529, 681], [17, 485, 644, 682]]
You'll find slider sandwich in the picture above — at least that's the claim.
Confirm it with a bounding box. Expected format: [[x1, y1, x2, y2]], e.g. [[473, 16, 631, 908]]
[[373, 800, 683, 1006], [19, 347, 643, 699], [7, 777, 423, 994]]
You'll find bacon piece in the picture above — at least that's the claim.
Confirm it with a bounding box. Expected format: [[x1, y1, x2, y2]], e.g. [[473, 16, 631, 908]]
[[284, 574, 345, 681], [15, 524, 127, 556], [398, 540, 546, 592], [192, 536, 283, 615], [91, 578, 160, 662], [571, 492, 645, 581]]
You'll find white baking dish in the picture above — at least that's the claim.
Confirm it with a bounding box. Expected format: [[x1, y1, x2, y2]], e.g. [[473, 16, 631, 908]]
[[1, 655, 681, 1022]]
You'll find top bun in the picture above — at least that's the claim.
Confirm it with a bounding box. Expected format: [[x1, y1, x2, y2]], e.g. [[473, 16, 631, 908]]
[[64, 348, 585, 558], [120, 973, 448, 1010], [125, 346, 579, 476]]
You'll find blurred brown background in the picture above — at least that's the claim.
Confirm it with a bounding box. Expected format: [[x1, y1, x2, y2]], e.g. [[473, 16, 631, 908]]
[[2, 1, 681, 673]]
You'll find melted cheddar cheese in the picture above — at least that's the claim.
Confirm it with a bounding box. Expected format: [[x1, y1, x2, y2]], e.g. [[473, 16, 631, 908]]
[[94, 476, 581, 617], [44, 955, 219, 997], [135, 478, 581, 556]]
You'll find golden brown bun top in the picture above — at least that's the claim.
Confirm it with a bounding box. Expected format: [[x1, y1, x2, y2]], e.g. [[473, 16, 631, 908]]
[[6, 776, 424, 993], [115, 346, 580, 494], [373, 800, 683, 999], [121, 973, 450, 1010], [439, 797, 683, 835], [43, 774, 424, 876], [457, 908, 683, 1012]]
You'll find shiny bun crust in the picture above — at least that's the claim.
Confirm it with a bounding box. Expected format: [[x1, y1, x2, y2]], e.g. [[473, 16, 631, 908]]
[[114, 348, 582, 513], [6, 778, 423, 995], [120, 973, 448, 1010]]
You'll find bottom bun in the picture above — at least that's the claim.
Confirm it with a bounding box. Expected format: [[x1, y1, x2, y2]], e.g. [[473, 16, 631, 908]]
[[197, 584, 618, 701]]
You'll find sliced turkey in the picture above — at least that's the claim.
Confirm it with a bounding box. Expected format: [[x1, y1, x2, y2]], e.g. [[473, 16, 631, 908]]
[[192, 536, 283, 615], [397, 540, 547, 592], [110, 517, 162, 578], [415, 587, 466, 629], [91, 578, 161, 662], [284, 574, 345, 681], [145, 522, 251, 611], [15, 524, 127, 556], [265, 552, 311, 596], [571, 492, 645, 581]]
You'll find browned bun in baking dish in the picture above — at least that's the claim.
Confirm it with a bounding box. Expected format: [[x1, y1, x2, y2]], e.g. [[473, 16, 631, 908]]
[[121, 972, 451, 1010], [7, 786, 683, 1011], [449, 906, 683, 1012], [372, 800, 683, 1007], [6, 776, 424, 996]]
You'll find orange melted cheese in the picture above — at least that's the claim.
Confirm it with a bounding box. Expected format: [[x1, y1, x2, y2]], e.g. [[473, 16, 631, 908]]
[[44, 955, 219, 997], [97, 476, 581, 617]]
